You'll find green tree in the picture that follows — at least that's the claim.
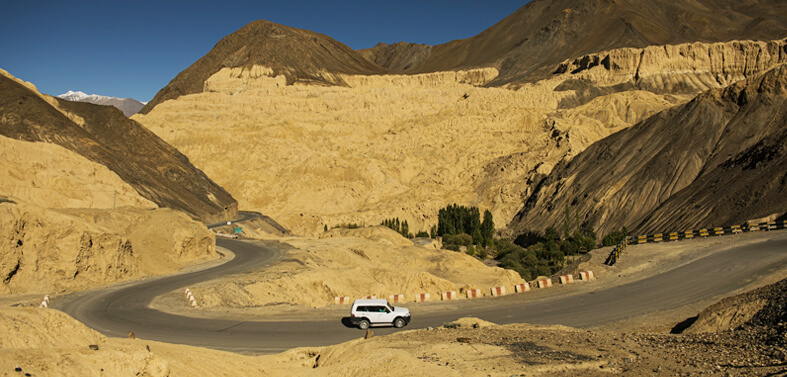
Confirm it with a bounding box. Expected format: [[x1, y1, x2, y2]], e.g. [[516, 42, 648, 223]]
[[602, 227, 629, 246], [481, 210, 494, 246], [467, 245, 476, 256], [545, 226, 559, 242], [472, 227, 483, 245]]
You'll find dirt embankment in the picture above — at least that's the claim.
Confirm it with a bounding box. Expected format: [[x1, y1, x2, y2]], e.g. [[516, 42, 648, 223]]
[[0, 198, 218, 295], [163, 226, 522, 312]]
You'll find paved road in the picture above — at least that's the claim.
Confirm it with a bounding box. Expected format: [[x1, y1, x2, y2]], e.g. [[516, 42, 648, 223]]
[[57, 234, 787, 354], [205, 211, 262, 229]]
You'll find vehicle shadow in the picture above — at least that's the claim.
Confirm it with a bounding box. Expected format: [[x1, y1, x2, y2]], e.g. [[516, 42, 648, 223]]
[[340, 317, 357, 329]]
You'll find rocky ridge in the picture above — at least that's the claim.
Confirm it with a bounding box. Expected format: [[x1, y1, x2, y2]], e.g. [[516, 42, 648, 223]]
[[550, 38, 787, 106], [400, 0, 787, 86], [0, 69, 237, 223], [357, 42, 433, 73], [142, 0, 787, 111], [508, 63, 787, 238]]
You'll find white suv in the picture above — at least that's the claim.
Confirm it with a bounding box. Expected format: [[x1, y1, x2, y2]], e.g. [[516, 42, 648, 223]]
[[350, 299, 411, 330]]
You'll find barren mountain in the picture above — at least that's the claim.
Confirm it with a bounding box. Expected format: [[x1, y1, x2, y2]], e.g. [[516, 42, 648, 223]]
[[508, 64, 787, 238], [399, 0, 787, 85], [132, 0, 787, 235], [134, 37, 786, 235], [140, 20, 386, 113], [142, 0, 787, 113], [57, 90, 145, 117], [0, 69, 236, 223]]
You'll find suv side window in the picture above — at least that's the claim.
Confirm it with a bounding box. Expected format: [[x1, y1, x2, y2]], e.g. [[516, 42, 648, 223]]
[[356, 306, 367, 312], [370, 306, 389, 313]]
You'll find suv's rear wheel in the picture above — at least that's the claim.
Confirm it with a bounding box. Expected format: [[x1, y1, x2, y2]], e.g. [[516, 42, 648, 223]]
[[393, 317, 405, 328], [357, 319, 370, 330]]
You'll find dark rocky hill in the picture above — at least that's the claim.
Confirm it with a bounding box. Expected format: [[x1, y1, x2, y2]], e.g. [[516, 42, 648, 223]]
[[140, 20, 386, 113], [142, 0, 787, 114], [508, 64, 787, 238], [0, 74, 237, 223], [404, 0, 787, 86], [357, 42, 433, 73]]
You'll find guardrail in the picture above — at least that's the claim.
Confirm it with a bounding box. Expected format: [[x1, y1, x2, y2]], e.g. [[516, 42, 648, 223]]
[[333, 269, 594, 305], [604, 220, 786, 266]]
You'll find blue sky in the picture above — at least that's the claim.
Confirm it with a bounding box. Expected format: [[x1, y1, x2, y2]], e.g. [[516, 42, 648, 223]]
[[1, 1, 526, 102]]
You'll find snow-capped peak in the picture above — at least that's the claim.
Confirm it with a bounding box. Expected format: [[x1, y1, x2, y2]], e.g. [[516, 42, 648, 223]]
[[56, 90, 146, 117], [57, 90, 111, 102]]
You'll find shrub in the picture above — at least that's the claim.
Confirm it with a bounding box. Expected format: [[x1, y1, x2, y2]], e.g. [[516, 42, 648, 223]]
[[602, 227, 629, 246]]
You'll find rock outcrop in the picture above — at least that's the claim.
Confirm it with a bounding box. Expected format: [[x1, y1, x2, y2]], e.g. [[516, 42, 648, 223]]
[[0, 198, 217, 294], [551, 39, 787, 107], [508, 64, 787, 238]]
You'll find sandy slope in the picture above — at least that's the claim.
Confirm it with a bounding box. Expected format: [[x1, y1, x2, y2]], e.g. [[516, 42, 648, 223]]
[[0, 135, 156, 210], [0, 69, 237, 223]]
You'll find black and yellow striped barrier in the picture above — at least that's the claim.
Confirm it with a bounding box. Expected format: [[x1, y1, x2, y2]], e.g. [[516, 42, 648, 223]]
[[605, 236, 632, 266], [605, 220, 786, 266]]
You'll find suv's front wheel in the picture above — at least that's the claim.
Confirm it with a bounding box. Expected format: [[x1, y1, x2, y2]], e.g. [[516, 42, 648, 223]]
[[357, 319, 370, 330], [393, 317, 405, 328]]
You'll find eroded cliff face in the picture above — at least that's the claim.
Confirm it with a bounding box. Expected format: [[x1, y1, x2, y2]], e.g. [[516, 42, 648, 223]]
[[550, 39, 787, 106], [0, 199, 217, 294], [135, 62, 680, 235], [0, 200, 137, 294]]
